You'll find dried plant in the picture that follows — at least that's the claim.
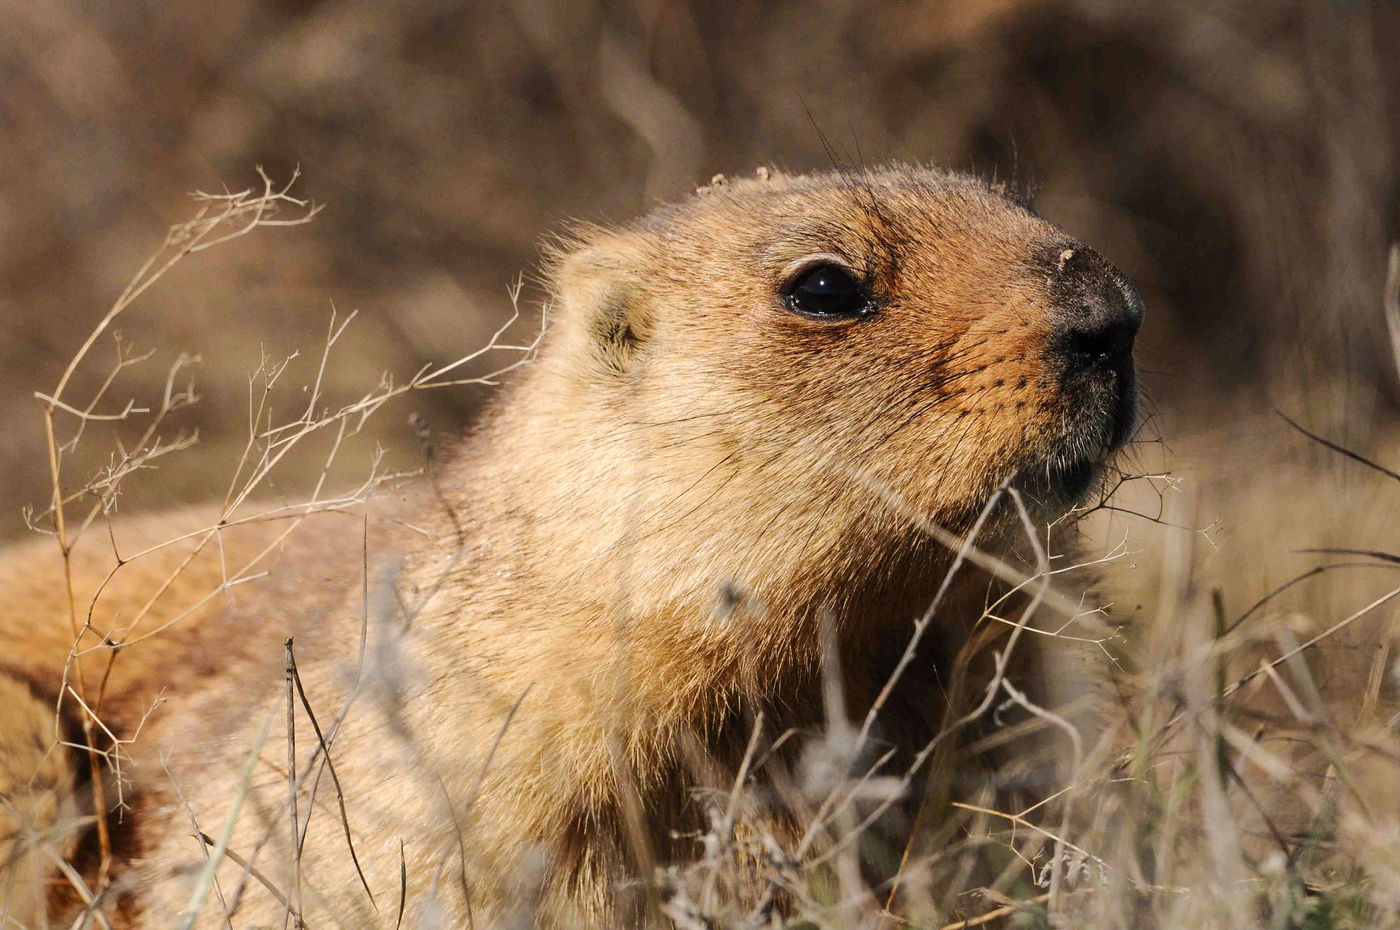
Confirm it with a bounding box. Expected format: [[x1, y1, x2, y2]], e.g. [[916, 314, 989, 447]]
[[17, 172, 542, 925]]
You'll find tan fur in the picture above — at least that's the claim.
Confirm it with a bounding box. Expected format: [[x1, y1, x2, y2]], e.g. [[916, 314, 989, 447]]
[[0, 165, 1137, 928]]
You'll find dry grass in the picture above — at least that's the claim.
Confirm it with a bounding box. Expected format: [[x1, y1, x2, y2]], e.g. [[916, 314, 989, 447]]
[[9, 176, 543, 929]]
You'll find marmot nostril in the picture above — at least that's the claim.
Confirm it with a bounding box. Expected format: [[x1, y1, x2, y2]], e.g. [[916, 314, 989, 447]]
[[1065, 313, 1138, 364], [1047, 247, 1143, 371], [1040, 245, 1143, 457]]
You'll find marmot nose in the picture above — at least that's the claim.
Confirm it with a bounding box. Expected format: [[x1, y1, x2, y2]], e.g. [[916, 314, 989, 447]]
[[1048, 246, 1143, 371]]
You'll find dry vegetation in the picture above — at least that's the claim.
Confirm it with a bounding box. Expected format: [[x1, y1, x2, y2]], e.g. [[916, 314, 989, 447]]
[[3, 1, 1400, 929]]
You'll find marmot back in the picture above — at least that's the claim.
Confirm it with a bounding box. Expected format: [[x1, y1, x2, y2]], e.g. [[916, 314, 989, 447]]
[[0, 164, 1140, 928]]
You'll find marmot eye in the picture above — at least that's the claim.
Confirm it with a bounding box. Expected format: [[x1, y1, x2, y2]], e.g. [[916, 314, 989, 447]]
[[783, 262, 871, 318]]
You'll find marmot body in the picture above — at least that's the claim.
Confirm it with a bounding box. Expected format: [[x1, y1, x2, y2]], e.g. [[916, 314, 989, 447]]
[[0, 165, 1141, 927]]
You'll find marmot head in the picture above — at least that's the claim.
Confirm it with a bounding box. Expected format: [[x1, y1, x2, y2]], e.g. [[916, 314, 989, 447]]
[[524, 166, 1140, 608]]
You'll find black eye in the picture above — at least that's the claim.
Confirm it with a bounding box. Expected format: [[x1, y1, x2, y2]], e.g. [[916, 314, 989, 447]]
[[783, 262, 872, 319]]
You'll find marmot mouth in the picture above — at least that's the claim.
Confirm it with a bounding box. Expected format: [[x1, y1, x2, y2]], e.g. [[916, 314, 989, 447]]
[[1016, 361, 1136, 509], [1011, 454, 1099, 509], [1010, 403, 1130, 508]]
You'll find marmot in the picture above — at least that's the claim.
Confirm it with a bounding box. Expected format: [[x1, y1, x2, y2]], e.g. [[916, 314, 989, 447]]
[[0, 164, 1141, 928]]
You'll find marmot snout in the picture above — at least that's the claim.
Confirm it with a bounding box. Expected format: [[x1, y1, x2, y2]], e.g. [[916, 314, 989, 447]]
[[547, 168, 1141, 529]]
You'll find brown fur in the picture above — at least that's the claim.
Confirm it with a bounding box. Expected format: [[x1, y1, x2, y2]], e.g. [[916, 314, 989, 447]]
[[0, 165, 1137, 928]]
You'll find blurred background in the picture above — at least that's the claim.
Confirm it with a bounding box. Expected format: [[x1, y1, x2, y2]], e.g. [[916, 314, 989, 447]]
[[1, 0, 1398, 630]]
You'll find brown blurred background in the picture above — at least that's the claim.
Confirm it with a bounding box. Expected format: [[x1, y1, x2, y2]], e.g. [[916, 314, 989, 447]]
[[2, 0, 1398, 614]]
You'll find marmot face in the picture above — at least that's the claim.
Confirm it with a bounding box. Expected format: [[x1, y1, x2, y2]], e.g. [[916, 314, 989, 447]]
[[552, 167, 1141, 539]]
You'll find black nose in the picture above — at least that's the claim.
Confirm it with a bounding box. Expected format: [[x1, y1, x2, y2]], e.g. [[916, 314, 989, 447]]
[[1047, 245, 1143, 371]]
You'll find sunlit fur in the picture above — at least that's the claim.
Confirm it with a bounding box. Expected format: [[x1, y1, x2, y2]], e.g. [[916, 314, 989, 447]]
[[0, 165, 1136, 928]]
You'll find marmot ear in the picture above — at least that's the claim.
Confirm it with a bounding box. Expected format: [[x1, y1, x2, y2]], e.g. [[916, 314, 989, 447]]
[[550, 233, 655, 376]]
